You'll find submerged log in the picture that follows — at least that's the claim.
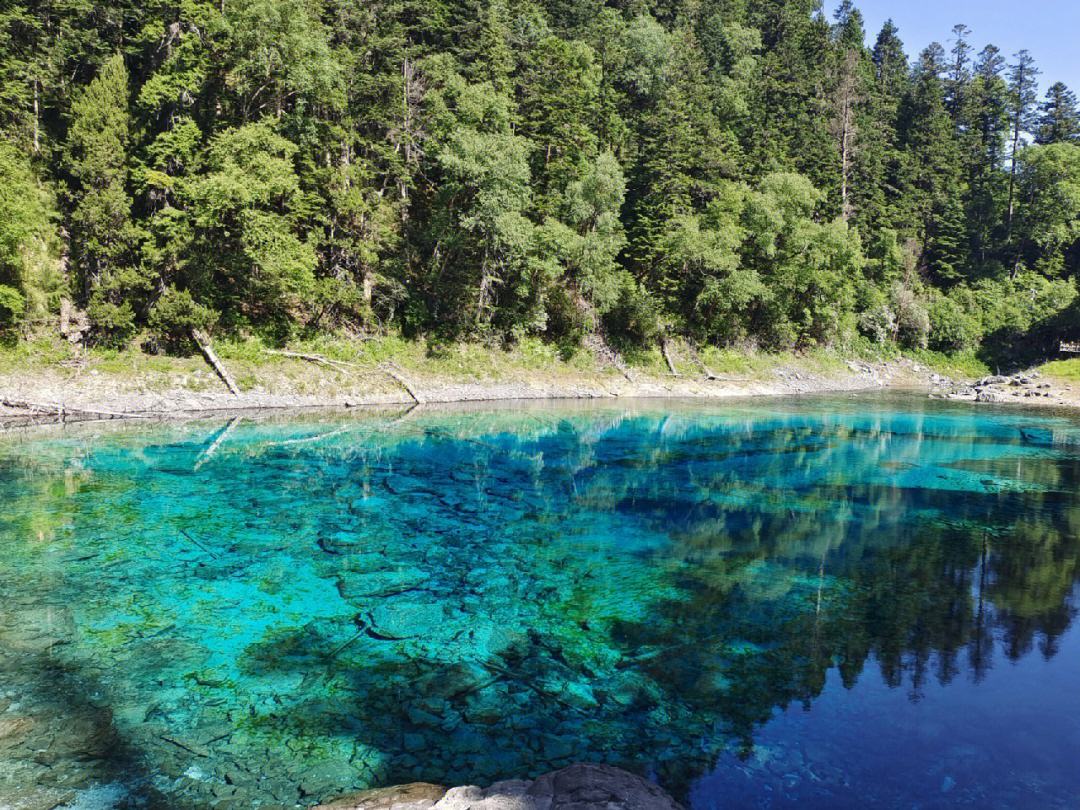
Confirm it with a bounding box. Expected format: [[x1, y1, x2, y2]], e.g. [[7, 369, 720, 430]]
[[191, 329, 240, 396], [194, 417, 241, 470], [179, 528, 219, 559]]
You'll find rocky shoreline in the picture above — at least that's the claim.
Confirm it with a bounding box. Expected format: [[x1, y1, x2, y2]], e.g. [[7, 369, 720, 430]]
[[0, 358, 934, 428], [313, 764, 683, 810], [930, 369, 1079, 407]]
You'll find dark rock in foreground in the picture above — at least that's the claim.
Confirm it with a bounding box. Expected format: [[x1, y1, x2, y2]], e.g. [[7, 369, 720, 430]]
[[315, 763, 684, 810]]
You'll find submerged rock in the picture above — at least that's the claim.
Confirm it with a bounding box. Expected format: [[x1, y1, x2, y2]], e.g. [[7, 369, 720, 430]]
[[527, 763, 682, 809], [315, 764, 683, 810], [315, 781, 448, 809]]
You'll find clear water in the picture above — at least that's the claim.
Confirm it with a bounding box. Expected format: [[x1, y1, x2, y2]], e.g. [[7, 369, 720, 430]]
[[1, 394, 1079, 810]]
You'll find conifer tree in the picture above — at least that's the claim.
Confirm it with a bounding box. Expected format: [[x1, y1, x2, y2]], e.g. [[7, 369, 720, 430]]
[[1036, 82, 1080, 145], [66, 53, 143, 342], [897, 44, 967, 282], [1005, 49, 1040, 271], [964, 45, 1010, 269]]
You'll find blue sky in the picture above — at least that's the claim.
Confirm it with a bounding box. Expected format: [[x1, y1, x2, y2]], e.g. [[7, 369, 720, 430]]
[[834, 1, 1080, 94]]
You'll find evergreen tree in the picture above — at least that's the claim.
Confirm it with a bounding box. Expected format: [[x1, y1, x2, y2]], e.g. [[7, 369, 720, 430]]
[[183, 119, 316, 329], [854, 20, 908, 238], [829, 6, 870, 225], [871, 19, 909, 101], [65, 53, 144, 342], [1014, 143, 1080, 277], [1005, 49, 1040, 272], [945, 24, 972, 121], [1036, 82, 1080, 145], [964, 45, 1010, 270], [516, 35, 602, 218], [897, 44, 967, 282]]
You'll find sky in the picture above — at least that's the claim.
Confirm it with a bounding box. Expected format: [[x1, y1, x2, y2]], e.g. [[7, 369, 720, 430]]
[[833, 1, 1080, 94]]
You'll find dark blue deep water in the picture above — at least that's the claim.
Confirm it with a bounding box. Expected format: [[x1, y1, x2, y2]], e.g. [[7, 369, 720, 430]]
[[1, 394, 1079, 809]]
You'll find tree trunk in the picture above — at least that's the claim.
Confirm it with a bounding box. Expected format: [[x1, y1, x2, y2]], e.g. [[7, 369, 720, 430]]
[[661, 337, 680, 377], [380, 362, 423, 404], [840, 103, 852, 222], [32, 79, 40, 154], [192, 329, 240, 396], [1006, 123, 1021, 278], [834, 50, 859, 224], [362, 268, 374, 306]]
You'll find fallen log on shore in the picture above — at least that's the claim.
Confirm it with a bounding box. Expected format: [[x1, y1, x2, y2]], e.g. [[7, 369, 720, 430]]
[[265, 350, 357, 371], [192, 329, 240, 396], [1, 398, 152, 422], [379, 362, 423, 404]]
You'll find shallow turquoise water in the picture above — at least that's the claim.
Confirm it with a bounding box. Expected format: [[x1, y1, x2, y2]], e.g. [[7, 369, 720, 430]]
[[1, 394, 1079, 809]]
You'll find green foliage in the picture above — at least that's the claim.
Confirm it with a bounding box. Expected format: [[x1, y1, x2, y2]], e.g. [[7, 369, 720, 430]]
[[928, 292, 983, 353], [147, 286, 218, 352], [183, 119, 316, 324], [603, 276, 661, 348], [1015, 143, 1080, 276], [1042, 358, 1080, 382], [226, 0, 343, 116], [1036, 82, 1080, 146], [1, 0, 1077, 367], [0, 139, 60, 330], [66, 53, 145, 341], [84, 297, 136, 347], [743, 173, 864, 348], [556, 151, 628, 313], [0, 284, 24, 327]]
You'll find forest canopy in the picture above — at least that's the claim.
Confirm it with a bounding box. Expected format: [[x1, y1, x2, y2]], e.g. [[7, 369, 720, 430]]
[[1, 0, 1078, 365]]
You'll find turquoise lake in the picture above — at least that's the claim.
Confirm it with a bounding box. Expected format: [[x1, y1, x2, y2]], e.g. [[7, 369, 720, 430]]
[[1, 394, 1079, 809]]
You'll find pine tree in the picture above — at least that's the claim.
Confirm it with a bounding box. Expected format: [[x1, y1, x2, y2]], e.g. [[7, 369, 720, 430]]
[[1005, 49, 1040, 272], [1036, 82, 1080, 145], [516, 35, 601, 218], [66, 53, 144, 342], [628, 25, 739, 306], [746, 0, 834, 184], [897, 44, 968, 282], [830, 5, 870, 224], [964, 45, 1010, 270], [945, 24, 972, 121], [872, 20, 909, 101], [853, 20, 909, 238]]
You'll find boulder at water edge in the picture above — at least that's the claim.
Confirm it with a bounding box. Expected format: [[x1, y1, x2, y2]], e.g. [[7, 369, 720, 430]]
[[314, 763, 684, 810]]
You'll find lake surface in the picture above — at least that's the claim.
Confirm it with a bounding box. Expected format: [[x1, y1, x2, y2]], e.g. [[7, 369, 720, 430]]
[[1, 394, 1079, 809]]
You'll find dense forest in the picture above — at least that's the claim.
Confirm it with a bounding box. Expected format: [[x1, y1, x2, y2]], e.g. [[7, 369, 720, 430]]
[[0, 0, 1078, 364]]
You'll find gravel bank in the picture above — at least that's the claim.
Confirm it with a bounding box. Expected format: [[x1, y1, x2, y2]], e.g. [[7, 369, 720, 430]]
[[0, 357, 931, 427]]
